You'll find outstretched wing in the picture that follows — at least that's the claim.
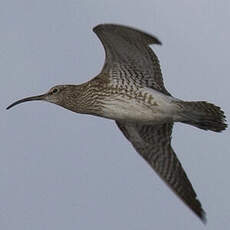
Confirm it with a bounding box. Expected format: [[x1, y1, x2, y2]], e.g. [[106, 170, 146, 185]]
[[93, 24, 170, 95], [116, 121, 206, 222]]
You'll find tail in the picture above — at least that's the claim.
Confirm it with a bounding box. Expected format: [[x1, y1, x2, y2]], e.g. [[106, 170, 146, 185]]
[[178, 101, 227, 132]]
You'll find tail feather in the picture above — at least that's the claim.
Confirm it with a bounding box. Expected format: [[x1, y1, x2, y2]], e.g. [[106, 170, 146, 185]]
[[179, 101, 227, 132]]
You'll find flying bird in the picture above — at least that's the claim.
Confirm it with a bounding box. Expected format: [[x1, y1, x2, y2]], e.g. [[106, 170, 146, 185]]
[[7, 24, 227, 223]]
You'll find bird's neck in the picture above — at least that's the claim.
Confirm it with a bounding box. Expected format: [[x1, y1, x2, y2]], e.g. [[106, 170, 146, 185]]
[[58, 81, 106, 116]]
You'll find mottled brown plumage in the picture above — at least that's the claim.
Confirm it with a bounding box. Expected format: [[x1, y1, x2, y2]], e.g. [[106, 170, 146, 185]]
[[7, 24, 227, 223]]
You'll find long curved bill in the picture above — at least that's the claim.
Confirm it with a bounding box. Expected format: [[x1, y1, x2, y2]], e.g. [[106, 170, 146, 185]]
[[6, 94, 47, 110]]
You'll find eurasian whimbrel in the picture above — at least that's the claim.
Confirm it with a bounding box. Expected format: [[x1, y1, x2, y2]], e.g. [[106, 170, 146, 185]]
[[7, 24, 227, 223]]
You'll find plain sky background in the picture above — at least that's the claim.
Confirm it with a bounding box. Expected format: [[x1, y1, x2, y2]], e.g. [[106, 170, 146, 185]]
[[1, 0, 230, 229]]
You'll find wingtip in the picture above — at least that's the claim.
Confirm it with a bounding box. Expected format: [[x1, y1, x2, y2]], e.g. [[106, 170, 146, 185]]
[[92, 24, 100, 32], [191, 201, 207, 224], [93, 23, 162, 45], [93, 23, 108, 33], [155, 38, 162, 45], [199, 209, 207, 225]]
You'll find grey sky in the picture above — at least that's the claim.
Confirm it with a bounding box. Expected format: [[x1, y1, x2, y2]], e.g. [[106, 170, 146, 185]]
[[1, 0, 230, 229]]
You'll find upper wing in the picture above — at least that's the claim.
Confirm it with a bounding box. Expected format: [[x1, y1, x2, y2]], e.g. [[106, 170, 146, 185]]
[[93, 24, 170, 95], [116, 121, 206, 222]]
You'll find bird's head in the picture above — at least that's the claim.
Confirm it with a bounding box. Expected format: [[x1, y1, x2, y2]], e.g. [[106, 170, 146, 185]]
[[6, 85, 70, 110]]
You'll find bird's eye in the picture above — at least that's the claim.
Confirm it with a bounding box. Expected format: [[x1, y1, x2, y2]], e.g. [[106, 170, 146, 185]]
[[52, 88, 58, 94]]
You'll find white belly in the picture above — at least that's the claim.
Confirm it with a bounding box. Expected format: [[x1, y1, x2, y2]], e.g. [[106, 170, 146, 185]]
[[101, 88, 179, 124]]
